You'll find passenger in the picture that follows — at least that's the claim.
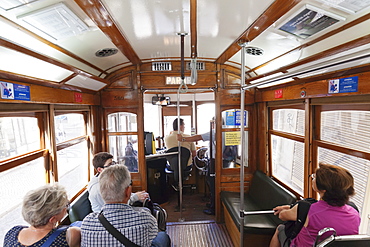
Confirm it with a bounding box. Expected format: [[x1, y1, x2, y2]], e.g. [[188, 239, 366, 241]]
[[269, 162, 361, 247], [177, 117, 216, 215], [164, 118, 196, 167], [88, 152, 149, 213], [81, 164, 171, 247], [3, 183, 81, 247]]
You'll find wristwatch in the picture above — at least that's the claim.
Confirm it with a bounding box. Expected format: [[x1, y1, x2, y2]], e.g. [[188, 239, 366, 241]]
[[182, 138, 185, 142]]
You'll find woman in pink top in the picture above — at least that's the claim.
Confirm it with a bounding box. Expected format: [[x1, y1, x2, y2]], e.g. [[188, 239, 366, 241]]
[[269, 162, 361, 247]]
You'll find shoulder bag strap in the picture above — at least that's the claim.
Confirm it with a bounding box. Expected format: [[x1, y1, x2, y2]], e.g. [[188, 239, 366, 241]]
[[40, 226, 68, 247], [98, 211, 140, 247]]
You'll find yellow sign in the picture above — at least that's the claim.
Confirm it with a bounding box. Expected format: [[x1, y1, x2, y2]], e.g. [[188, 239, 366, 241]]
[[225, 132, 241, 146]]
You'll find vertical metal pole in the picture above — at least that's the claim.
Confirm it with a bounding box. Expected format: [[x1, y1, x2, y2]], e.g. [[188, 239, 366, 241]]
[[177, 33, 186, 222], [239, 43, 247, 247]]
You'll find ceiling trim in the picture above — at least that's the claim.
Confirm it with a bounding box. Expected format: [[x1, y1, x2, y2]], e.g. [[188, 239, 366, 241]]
[[0, 38, 108, 84], [249, 12, 370, 74], [0, 15, 106, 75], [247, 34, 370, 83], [74, 0, 141, 65], [0, 70, 96, 93], [215, 0, 302, 64]]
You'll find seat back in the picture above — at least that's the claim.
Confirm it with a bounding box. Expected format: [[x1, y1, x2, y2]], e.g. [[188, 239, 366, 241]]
[[68, 190, 92, 222], [315, 227, 370, 247], [165, 146, 191, 183]]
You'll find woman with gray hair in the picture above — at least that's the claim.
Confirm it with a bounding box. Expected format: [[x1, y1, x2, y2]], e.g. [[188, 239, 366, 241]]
[[3, 183, 81, 247]]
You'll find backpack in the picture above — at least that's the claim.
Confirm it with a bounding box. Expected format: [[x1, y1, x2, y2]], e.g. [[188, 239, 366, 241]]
[[284, 198, 318, 241], [142, 198, 168, 231]]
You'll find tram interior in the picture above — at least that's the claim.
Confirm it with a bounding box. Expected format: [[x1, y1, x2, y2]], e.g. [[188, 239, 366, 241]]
[[1, 0, 370, 246]]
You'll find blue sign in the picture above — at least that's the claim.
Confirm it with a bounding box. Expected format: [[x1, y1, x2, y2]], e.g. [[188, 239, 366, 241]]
[[1, 82, 30, 101], [225, 110, 247, 126], [328, 76, 358, 94]]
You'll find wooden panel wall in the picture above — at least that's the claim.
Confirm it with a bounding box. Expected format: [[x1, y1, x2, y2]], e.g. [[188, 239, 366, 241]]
[[0, 79, 98, 105]]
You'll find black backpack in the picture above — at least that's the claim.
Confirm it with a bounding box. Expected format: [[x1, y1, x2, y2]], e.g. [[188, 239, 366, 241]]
[[284, 198, 318, 241], [142, 198, 168, 231]]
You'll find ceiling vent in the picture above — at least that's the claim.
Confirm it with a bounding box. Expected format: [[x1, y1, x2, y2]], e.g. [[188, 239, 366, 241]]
[[245, 46, 264, 56], [186, 62, 205, 70], [152, 62, 172, 71], [19, 2, 89, 40], [95, 48, 118, 57]]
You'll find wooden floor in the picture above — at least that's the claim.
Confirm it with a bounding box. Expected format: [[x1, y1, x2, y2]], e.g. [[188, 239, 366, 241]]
[[161, 187, 215, 223]]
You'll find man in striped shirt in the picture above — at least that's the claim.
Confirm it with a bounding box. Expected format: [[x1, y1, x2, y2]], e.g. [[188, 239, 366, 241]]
[[81, 164, 170, 247]]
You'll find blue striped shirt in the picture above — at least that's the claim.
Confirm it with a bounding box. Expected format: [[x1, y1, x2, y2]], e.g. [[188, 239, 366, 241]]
[[81, 203, 158, 247]]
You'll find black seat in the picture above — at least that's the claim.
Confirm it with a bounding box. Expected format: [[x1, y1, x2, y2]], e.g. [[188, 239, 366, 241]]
[[314, 227, 370, 247], [165, 147, 193, 210], [165, 146, 192, 185], [68, 190, 92, 223]]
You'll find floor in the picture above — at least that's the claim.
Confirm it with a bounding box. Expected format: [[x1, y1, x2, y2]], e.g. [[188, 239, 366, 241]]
[[162, 187, 215, 223], [163, 188, 233, 247]]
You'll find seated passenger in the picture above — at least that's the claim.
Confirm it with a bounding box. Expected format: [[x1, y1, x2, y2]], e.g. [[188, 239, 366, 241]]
[[88, 152, 149, 212], [3, 184, 81, 247], [164, 118, 196, 167], [269, 162, 361, 247], [81, 164, 171, 247]]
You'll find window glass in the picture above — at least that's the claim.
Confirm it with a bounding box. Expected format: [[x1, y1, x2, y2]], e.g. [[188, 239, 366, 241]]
[[0, 157, 45, 241], [0, 117, 40, 161], [321, 111, 370, 153], [271, 134, 304, 194], [318, 147, 369, 214], [57, 141, 88, 198], [222, 131, 248, 168], [272, 109, 305, 135], [196, 103, 215, 147], [55, 114, 85, 143], [109, 135, 138, 172], [108, 112, 137, 132]]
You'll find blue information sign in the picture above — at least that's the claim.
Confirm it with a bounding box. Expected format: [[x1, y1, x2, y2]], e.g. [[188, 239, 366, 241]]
[[328, 76, 358, 94], [1, 82, 30, 101]]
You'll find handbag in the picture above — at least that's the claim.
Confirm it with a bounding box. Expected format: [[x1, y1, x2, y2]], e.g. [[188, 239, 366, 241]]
[[98, 211, 140, 247], [40, 226, 68, 247]]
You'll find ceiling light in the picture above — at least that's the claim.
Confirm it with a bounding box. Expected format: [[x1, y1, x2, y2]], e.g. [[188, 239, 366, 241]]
[[0, 0, 38, 11], [18, 2, 89, 40]]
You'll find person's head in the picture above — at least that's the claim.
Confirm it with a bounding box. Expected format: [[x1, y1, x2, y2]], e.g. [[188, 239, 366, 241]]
[[22, 183, 69, 227], [92, 152, 115, 172], [313, 162, 355, 206], [99, 164, 132, 204], [173, 118, 184, 132]]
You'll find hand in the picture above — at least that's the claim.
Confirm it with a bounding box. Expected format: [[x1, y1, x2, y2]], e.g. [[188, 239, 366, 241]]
[[177, 134, 183, 141], [136, 191, 149, 202], [272, 205, 290, 216]]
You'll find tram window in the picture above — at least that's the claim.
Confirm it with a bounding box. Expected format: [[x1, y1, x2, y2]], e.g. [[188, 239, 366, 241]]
[[107, 112, 138, 172], [321, 111, 370, 153], [57, 141, 88, 198], [0, 117, 40, 161], [196, 103, 215, 147], [0, 157, 45, 241], [318, 109, 370, 231], [108, 135, 138, 172], [55, 114, 85, 144], [272, 108, 304, 135], [108, 112, 137, 132], [222, 131, 248, 168], [271, 135, 304, 194]]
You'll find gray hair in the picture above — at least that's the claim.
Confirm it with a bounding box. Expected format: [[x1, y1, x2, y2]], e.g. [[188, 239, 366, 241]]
[[22, 183, 68, 227], [99, 164, 131, 203]]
